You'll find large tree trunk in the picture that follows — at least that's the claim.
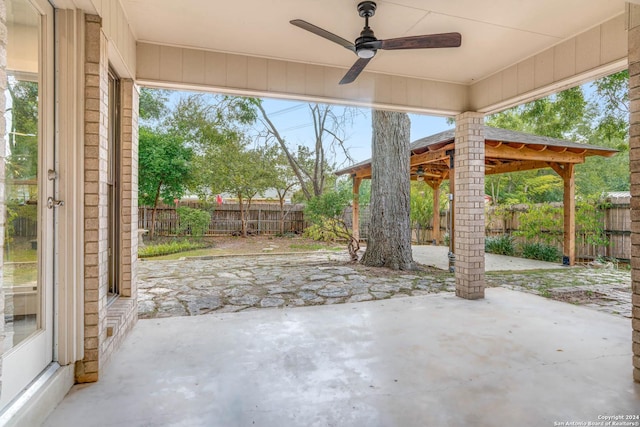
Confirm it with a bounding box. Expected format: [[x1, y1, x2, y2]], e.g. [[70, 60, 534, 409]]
[[361, 110, 415, 270]]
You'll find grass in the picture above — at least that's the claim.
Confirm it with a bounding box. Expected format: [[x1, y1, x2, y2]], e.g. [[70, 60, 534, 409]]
[[138, 240, 209, 258]]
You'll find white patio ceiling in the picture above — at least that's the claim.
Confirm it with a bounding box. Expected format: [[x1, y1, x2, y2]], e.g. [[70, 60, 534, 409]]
[[122, 0, 627, 85]]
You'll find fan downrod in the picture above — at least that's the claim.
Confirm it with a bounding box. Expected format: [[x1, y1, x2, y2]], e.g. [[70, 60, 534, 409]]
[[357, 1, 377, 18]]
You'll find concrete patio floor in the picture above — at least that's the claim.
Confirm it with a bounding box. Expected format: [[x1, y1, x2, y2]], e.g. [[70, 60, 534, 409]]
[[411, 245, 565, 271], [44, 288, 639, 427]]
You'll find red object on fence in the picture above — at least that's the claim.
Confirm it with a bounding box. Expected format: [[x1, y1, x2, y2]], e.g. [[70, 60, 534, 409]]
[[174, 198, 179, 206], [216, 194, 223, 206]]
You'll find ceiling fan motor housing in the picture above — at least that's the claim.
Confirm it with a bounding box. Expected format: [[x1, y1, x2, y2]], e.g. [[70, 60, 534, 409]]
[[356, 1, 378, 58]]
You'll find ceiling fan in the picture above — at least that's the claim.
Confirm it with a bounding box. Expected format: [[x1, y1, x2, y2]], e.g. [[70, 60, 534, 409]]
[[291, 1, 461, 85]]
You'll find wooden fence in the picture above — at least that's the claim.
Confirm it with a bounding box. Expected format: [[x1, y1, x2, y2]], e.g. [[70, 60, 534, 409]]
[[138, 199, 631, 261], [138, 202, 307, 236]]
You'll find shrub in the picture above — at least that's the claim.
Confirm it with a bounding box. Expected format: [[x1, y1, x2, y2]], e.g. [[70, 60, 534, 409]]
[[303, 219, 344, 242], [138, 240, 207, 258], [521, 242, 562, 262], [515, 203, 563, 246], [485, 235, 515, 256], [176, 207, 211, 239]]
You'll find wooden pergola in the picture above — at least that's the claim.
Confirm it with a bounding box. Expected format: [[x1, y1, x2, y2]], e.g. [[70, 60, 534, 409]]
[[336, 126, 617, 266]]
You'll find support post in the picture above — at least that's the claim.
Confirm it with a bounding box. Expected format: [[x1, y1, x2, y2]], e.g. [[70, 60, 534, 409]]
[[563, 164, 576, 266], [627, 1, 640, 383], [352, 175, 361, 242], [447, 152, 455, 272], [550, 163, 576, 266], [454, 113, 485, 300]]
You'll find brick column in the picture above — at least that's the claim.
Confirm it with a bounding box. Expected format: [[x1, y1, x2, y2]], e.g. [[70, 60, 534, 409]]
[[629, 2, 640, 383], [454, 112, 485, 300], [76, 14, 109, 383], [120, 80, 138, 301], [0, 0, 7, 396]]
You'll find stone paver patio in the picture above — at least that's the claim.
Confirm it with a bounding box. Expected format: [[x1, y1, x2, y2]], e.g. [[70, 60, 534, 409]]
[[138, 251, 632, 319]]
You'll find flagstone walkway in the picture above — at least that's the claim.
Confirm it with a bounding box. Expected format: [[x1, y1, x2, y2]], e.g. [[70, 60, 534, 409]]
[[137, 251, 632, 319]]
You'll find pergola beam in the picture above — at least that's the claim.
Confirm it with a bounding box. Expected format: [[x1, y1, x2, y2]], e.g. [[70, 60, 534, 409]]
[[485, 145, 585, 163], [485, 160, 551, 175]]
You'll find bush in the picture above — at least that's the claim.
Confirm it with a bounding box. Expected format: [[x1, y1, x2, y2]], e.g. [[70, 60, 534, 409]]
[[515, 203, 563, 246], [176, 207, 211, 239], [303, 219, 345, 242], [521, 242, 562, 262], [138, 240, 207, 258], [485, 235, 515, 256]]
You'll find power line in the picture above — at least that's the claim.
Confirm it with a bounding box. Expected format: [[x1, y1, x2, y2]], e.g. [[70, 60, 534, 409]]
[[268, 104, 306, 117]]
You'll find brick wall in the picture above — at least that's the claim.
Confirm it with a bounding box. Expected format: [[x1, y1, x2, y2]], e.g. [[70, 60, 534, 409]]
[[0, 0, 6, 397], [629, 3, 640, 384], [101, 80, 139, 367], [454, 112, 485, 300], [120, 80, 138, 300], [76, 14, 108, 383]]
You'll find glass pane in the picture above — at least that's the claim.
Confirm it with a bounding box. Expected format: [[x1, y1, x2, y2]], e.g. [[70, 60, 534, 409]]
[[3, 0, 41, 353]]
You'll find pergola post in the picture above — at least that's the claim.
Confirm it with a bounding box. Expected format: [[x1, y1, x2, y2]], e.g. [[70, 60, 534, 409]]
[[454, 113, 485, 300], [550, 163, 576, 266], [428, 180, 442, 245], [627, 1, 640, 383], [352, 175, 361, 242], [563, 164, 576, 266]]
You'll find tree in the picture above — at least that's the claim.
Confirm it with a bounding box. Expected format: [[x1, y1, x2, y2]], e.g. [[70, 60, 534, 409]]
[[256, 102, 355, 200], [139, 87, 170, 123], [270, 150, 299, 235], [138, 127, 193, 239], [210, 139, 274, 237], [167, 93, 258, 197], [485, 77, 630, 203], [7, 79, 39, 181], [591, 70, 629, 141], [361, 110, 415, 270]]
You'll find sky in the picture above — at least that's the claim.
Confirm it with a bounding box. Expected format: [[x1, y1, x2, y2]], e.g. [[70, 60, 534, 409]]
[[167, 89, 451, 169], [257, 97, 451, 168]]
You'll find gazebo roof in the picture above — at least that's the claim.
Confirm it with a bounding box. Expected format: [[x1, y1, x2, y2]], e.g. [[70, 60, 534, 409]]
[[336, 126, 617, 181]]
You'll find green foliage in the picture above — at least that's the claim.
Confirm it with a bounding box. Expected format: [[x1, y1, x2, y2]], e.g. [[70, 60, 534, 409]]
[[521, 242, 562, 262], [138, 240, 208, 258], [485, 73, 630, 203], [138, 127, 193, 207], [486, 87, 588, 140], [176, 207, 211, 238], [485, 235, 515, 256], [410, 184, 434, 244], [515, 204, 563, 245], [304, 188, 351, 226], [526, 174, 564, 203], [303, 189, 360, 260], [303, 219, 345, 242], [591, 70, 629, 141], [7, 79, 39, 181], [576, 200, 608, 247], [139, 88, 170, 122]]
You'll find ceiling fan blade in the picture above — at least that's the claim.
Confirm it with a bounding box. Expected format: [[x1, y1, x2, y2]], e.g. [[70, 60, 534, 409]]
[[379, 32, 462, 50], [339, 57, 372, 85], [290, 19, 355, 52]]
